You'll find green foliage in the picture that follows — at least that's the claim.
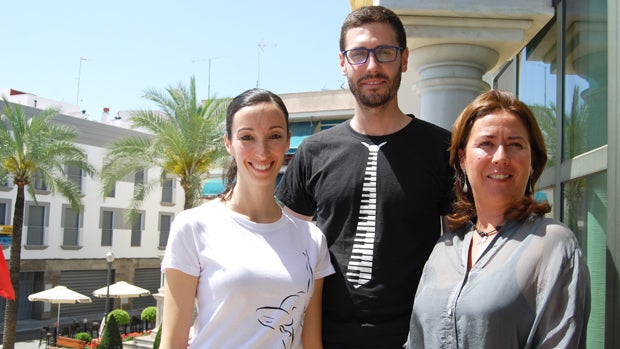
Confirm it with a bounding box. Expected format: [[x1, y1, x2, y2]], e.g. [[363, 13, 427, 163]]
[[75, 331, 92, 343], [99, 314, 123, 349], [140, 306, 157, 323], [108, 309, 131, 326], [0, 98, 96, 211], [152, 323, 162, 349], [100, 76, 230, 212]]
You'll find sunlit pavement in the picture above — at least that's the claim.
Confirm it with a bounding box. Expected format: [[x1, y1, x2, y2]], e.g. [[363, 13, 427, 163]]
[[0, 339, 42, 348]]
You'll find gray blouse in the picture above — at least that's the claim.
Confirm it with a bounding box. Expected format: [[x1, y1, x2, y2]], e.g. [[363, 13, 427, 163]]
[[405, 216, 590, 349]]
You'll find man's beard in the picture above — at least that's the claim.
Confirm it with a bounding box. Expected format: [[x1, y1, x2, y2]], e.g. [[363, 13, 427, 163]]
[[348, 68, 402, 108]]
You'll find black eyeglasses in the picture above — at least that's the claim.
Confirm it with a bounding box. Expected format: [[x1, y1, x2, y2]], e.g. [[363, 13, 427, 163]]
[[342, 45, 403, 65]]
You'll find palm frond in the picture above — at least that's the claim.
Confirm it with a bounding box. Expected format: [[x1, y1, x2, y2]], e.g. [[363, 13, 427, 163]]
[[101, 76, 230, 209]]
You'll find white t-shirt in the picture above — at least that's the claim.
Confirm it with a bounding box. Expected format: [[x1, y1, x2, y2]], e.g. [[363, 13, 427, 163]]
[[161, 200, 335, 349]]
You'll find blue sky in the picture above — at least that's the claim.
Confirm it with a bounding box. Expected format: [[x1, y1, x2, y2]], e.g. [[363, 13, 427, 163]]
[[1, 1, 351, 119]]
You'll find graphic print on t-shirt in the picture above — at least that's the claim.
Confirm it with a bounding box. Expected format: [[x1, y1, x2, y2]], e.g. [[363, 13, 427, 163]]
[[256, 250, 314, 348], [345, 141, 385, 288]]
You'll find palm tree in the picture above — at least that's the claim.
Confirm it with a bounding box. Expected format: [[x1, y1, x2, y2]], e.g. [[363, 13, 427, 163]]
[[0, 99, 95, 349], [100, 76, 228, 212]]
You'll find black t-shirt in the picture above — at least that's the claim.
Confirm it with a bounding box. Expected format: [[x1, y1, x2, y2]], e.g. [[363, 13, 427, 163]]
[[276, 116, 454, 347]]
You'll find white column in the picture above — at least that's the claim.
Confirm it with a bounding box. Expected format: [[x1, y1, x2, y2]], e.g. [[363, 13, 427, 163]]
[[410, 44, 499, 130]]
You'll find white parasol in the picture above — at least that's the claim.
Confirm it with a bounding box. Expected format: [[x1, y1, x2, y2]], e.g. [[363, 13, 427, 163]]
[[92, 281, 151, 309], [28, 285, 92, 328]]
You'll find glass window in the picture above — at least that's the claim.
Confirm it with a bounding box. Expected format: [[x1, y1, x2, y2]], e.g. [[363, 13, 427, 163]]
[[0, 176, 12, 188], [518, 18, 559, 167], [134, 170, 145, 185], [161, 178, 174, 204], [0, 202, 6, 225], [62, 207, 81, 246], [534, 187, 555, 219], [101, 210, 113, 246], [562, 172, 606, 348], [563, 0, 608, 160], [32, 172, 48, 191], [67, 164, 83, 193], [106, 185, 116, 198], [159, 214, 172, 248], [26, 205, 45, 245], [134, 170, 146, 199], [131, 213, 142, 247]]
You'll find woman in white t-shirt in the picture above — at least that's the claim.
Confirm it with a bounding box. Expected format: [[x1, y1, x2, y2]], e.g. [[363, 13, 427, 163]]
[[160, 88, 334, 349]]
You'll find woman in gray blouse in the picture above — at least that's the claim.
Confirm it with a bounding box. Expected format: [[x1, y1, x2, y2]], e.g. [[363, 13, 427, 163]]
[[405, 90, 590, 348]]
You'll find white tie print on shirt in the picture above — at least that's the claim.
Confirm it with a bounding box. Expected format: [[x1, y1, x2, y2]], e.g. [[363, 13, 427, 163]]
[[346, 141, 385, 288]]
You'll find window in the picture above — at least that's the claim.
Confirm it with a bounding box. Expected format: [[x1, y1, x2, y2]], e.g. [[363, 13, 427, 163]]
[[62, 206, 81, 246], [67, 164, 83, 193], [131, 213, 143, 247], [0, 176, 12, 189], [563, 172, 607, 347], [135, 170, 145, 185], [159, 214, 173, 249], [161, 178, 174, 204], [26, 205, 46, 245], [0, 200, 10, 247], [134, 170, 146, 198], [562, 1, 608, 346], [518, 18, 558, 168], [32, 172, 48, 191], [0, 202, 7, 225], [106, 184, 116, 198], [101, 210, 114, 246], [563, 0, 607, 160]]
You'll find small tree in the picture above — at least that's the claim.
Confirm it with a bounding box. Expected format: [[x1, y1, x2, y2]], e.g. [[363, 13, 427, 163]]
[[99, 314, 123, 349], [75, 331, 92, 343], [108, 309, 130, 327], [140, 306, 157, 329]]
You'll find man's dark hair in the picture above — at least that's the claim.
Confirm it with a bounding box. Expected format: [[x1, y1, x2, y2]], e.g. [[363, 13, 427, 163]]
[[339, 5, 407, 51]]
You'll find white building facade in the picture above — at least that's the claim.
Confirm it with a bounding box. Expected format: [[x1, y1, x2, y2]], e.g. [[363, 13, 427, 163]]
[[0, 98, 185, 326]]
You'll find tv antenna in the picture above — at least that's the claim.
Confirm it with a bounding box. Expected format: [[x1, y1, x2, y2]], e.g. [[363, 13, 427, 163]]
[[192, 56, 224, 98], [256, 40, 276, 88], [76, 57, 88, 105]]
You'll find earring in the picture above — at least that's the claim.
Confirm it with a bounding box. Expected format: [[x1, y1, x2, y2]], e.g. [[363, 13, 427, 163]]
[[462, 172, 468, 193], [528, 176, 533, 194]]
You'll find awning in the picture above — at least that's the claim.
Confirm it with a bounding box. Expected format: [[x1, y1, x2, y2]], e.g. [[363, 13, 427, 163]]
[[287, 122, 314, 155], [287, 135, 309, 155], [202, 178, 226, 197], [320, 119, 348, 131]]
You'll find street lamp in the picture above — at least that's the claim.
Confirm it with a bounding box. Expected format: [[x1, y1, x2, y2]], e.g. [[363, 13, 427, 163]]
[[104, 249, 115, 322]]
